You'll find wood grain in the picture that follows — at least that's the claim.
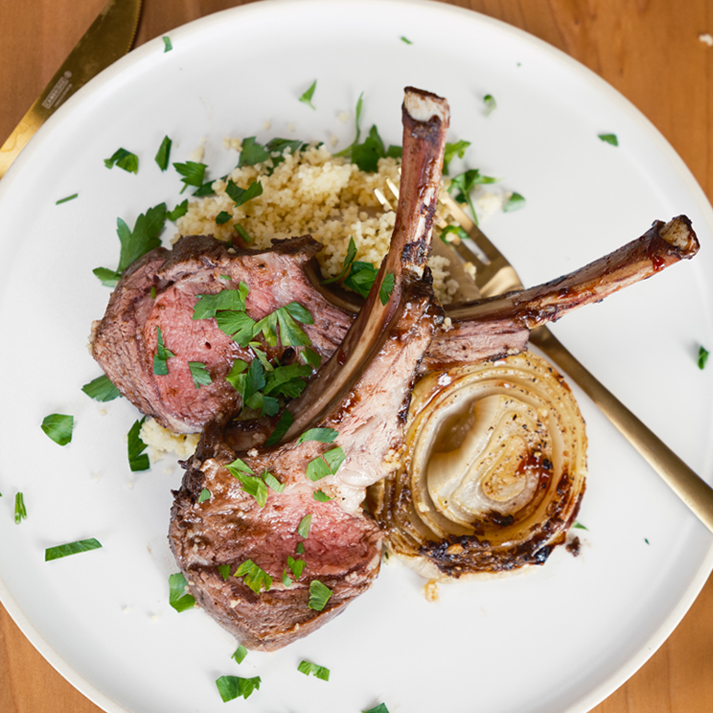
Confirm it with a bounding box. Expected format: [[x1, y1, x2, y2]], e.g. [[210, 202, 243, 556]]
[[2, 1, 712, 711]]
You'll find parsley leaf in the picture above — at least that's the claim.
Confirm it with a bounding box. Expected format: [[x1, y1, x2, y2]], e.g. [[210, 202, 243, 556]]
[[287, 555, 305, 579], [41, 413, 74, 446], [483, 93, 497, 115], [448, 169, 498, 225], [238, 136, 270, 167], [188, 361, 212, 389], [351, 124, 401, 172], [306, 447, 346, 481], [167, 199, 188, 222], [443, 140, 471, 175], [363, 704, 390, 713], [55, 193, 78, 205], [234, 559, 272, 594], [298, 660, 330, 681], [232, 645, 248, 664], [298, 428, 339, 445], [698, 346, 710, 369], [162, 36, 172, 52], [226, 178, 263, 207], [153, 326, 175, 375], [379, 272, 395, 305], [308, 579, 333, 611], [299, 79, 317, 109], [155, 135, 172, 171], [297, 514, 312, 538], [503, 192, 526, 213], [14, 492, 27, 524], [198, 488, 211, 503], [598, 133, 619, 146], [173, 160, 207, 192], [81, 374, 121, 402], [344, 261, 379, 298], [168, 572, 196, 612], [215, 675, 261, 702], [94, 203, 168, 287], [322, 236, 358, 285], [104, 148, 138, 173], [265, 410, 294, 447], [313, 490, 332, 502], [193, 286, 248, 319], [127, 417, 150, 471], [44, 538, 102, 561]]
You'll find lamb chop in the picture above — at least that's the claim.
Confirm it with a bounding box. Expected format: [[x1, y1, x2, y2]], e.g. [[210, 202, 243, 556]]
[[91, 234, 350, 434], [168, 87, 451, 650], [91, 214, 697, 436]]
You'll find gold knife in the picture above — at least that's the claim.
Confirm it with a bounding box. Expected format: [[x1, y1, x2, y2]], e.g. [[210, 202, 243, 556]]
[[0, 0, 142, 180]]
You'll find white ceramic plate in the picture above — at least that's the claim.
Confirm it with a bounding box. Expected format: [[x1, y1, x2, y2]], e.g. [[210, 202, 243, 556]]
[[1, 1, 713, 712]]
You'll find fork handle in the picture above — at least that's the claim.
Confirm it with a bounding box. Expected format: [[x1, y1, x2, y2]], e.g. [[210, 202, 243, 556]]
[[529, 324, 713, 533]]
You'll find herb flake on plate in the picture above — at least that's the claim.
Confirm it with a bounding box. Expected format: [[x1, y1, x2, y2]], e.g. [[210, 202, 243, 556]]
[[41, 413, 73, 446], [45, 538, 102, 561], [215, 675, 261, 702], [81, 374, 121, 402], [155, 135, 172, 170], [598, 133, 619, 146], [298, 660, 330, 681], [168, 572, 196, 612], [104, 148, 139, 173], [299, 79, 317, 109]]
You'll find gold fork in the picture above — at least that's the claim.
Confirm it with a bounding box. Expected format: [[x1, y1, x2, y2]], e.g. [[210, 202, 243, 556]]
[[378, 178, 713, 533]]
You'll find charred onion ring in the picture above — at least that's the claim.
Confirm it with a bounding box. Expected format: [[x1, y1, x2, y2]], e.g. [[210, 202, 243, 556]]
[[367, 351, 587, 579]]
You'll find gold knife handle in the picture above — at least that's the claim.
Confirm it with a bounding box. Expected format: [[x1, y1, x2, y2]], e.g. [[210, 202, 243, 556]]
[[0, 0, 141, 180], [529, 323, 713, 533]]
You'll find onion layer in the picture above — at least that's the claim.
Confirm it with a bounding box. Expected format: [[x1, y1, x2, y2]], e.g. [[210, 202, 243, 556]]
[[367, 351, 587, 579]]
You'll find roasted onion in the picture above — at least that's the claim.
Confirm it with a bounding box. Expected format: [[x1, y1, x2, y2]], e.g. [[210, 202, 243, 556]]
[[367, 351, 587, 579]]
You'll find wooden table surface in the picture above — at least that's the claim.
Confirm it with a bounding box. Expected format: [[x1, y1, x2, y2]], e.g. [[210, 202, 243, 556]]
[[2, 0, 713, 711]]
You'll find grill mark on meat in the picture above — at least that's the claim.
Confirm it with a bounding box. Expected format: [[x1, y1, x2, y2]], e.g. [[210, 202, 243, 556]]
[[169, 87, 451, 650]]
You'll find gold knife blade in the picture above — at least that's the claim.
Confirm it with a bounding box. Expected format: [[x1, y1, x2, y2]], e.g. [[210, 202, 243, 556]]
[[0, 0, 142, 180]]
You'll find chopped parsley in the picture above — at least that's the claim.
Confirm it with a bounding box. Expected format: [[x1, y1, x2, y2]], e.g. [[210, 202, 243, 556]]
[[173, 160, 207, 193], [308, 579, 332, 611], [155, 135, 172, 171], [265, 409, 294, 447], [215, 210, 232, 225], [306, 447, 346, 481], [298, 428, 338, 445], [297, 514, 312, 538], [198, 488, 211, 503], [297, 660, 330, 681], [127, 417, 150, 472], [232, 645, 248, 664], [93, 202, 167, 286], [448, 169, 498, 225], [400, 36, 413, 44], [598, 133, 619, 146], [235, 223, 252, 243], [296, 542, 306, 555], [14, 492, 27, 524], [262, 471, 285, 493], [104, 148, 139, 173], [503, 192, 526, 213], [188, 361, 212, 389], [226, 458, 268, 506], [81, 374, 121, 402], [299, 80, 317, 109], [287, 555, 305, 579], [363, 704, 390, 713], [168, 572, 196, 612], [351, 124, 401, 173], [443, 140, 471, 174], [162, 36, 172, 52], [313, 490, 332, 502], [218, 564, 231, 581], [379, 272, 395, 305], [573, 521, 588, 531], [153, 326, 175, 375], [225, 178, 263, 207], [234, 559, 272, 594], [215, 675, 261, 702], [483, 93, 497, 115], [698, 346, 709, 369], [55, 193, 78, 205], [41, 413, 74, 445], [167, 199, 188, 222], [45, 538, 102, 561]]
